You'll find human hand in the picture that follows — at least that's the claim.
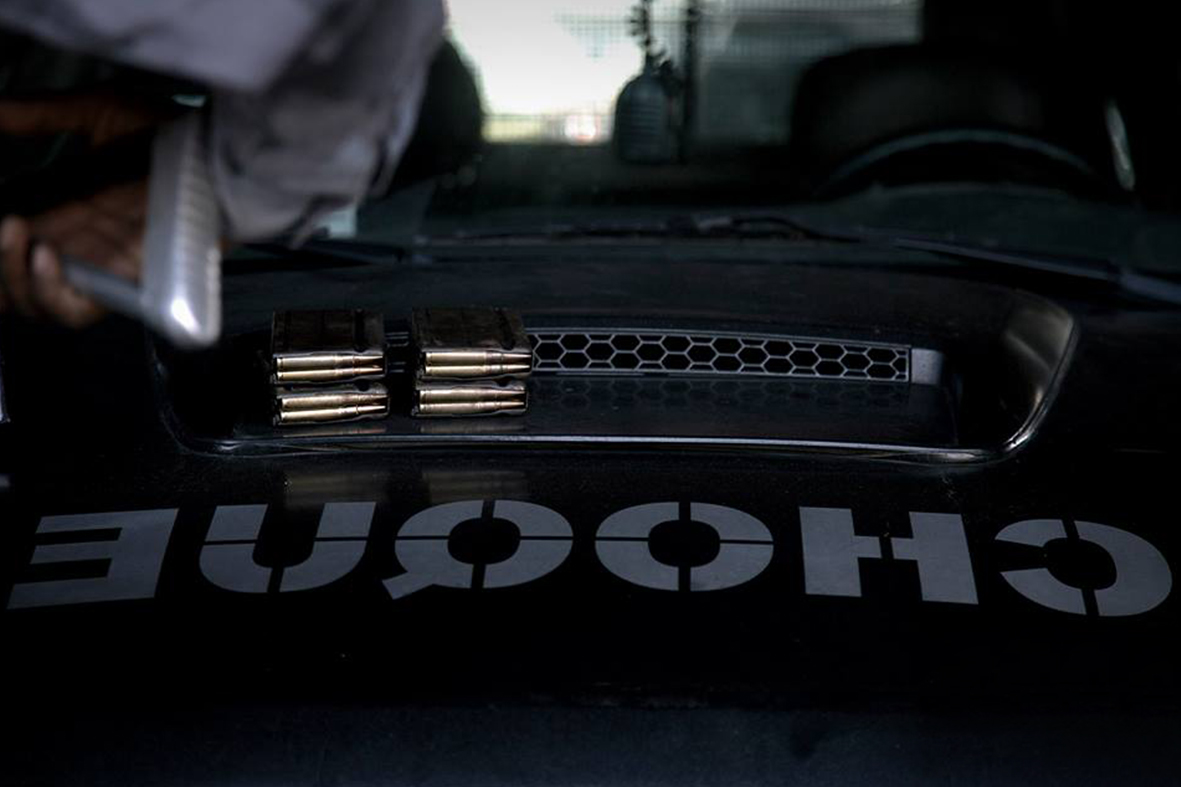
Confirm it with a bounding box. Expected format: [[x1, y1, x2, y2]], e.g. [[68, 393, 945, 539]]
[[1, 180, 146, 327], [0, 93, 172, 327]]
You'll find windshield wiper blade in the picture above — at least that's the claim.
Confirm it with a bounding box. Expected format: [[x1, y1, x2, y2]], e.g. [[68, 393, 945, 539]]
[[244, 213, 1181, 308], [679, 211, 1181, 309], [876, 233, 1181, 307], [441, 213, 819, 242]]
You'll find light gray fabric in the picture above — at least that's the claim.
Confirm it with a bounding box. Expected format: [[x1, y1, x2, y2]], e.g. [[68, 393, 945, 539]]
[[0, 0, 446, 240]]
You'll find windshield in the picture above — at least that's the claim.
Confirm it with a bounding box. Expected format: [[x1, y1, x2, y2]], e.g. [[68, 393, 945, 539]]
[[341, 0, 1181, 272], [3, 2, 1180, 273]]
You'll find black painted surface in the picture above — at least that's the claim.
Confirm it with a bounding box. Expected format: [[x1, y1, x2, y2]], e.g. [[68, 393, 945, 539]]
[[1, 242, 1179, 785]]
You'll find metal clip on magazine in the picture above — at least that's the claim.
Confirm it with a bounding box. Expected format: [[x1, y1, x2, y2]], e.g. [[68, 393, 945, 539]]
[[62, 114, 222, 348]]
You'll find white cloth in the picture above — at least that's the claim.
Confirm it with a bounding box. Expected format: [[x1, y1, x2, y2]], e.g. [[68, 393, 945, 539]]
[[0, 0, 446, 240]]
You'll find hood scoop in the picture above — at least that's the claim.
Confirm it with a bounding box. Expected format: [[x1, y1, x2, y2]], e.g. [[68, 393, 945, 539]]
[[154, 293, 1074, 464]]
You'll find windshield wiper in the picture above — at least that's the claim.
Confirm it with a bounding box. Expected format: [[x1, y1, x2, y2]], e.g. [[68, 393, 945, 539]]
[[443, 211, 1181, 308], [731, 212, 1181, 308], [441, 214, 815, 242], [236, 213, 1181, 308], [860, 230, 1181, 308]]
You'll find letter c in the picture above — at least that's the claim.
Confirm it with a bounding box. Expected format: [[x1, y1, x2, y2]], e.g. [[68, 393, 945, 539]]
[[996, 519, 1172, 617]]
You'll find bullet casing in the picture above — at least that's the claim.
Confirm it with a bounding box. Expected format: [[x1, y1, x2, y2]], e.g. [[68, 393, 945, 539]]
[[276, 404, 389, 424], [410, 307, 533, 418], [421, 361, 532, 379], [422, 350, 533, 366], [411, 308, 533, 381], [274, 380, 389, 426], [271, 310, 387, 384], [277, 385, 389, 413], [274, 357, 386, 384], [413, 379, 527, 417], [416, 400, 527, 417], [275, 352, 385, 371], [417, 381, 527, 405], [276, 369, 386, 384]]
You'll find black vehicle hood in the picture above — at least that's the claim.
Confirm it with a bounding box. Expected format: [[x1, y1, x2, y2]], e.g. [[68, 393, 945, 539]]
[[1, 245, 1180, 784]]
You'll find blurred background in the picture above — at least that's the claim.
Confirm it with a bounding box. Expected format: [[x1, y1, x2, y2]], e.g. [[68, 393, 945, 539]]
[[5, 0, 1181, 233], [448, 0, 919, 146]]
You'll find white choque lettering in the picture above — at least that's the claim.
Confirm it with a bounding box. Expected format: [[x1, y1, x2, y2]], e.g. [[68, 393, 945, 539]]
[[5, 504, 1173, 618]]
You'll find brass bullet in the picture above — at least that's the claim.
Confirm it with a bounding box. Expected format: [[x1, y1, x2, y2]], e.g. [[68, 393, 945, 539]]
[[274, 359, 386, 384], [422, 350, 533, 366], [412, 308, 533, 380], [413, 379, 526, 417], [420, 360, 532, 379], [271, 310, 387, 384], [276, 403, 388, 425], [416, 399, 526, 417], [409, 308, 533, 417], [275, 352, 385, 371], [277, 385, 389, 413], [417, 381, 527, 405]]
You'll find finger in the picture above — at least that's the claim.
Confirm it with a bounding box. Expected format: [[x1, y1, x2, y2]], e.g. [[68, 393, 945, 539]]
[[37, 215, 142, 285], [0, 96, 105, 137], [29, 244, 106, 329], [27, 197, 95, 240], [89, 180, 150, 225], [36, 202, 142, 270], [33, 182, 147, 277], [49, 224, 139, 279], [0, 216, 38, 318], [0, 93, 174, 144], [32, 181, 148, 243]]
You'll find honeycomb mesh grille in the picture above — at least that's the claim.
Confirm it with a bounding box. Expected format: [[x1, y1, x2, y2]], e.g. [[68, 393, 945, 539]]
[[529, 330, 910, 382]]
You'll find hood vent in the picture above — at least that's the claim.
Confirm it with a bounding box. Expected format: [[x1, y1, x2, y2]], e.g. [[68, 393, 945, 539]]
[[530, 329, 912, 382], [387, 328, 932, 385], [155, 298, 1074, 463]]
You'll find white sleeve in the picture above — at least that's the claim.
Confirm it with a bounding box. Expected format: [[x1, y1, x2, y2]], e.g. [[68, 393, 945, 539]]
[[0, 0, 447, 241]]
